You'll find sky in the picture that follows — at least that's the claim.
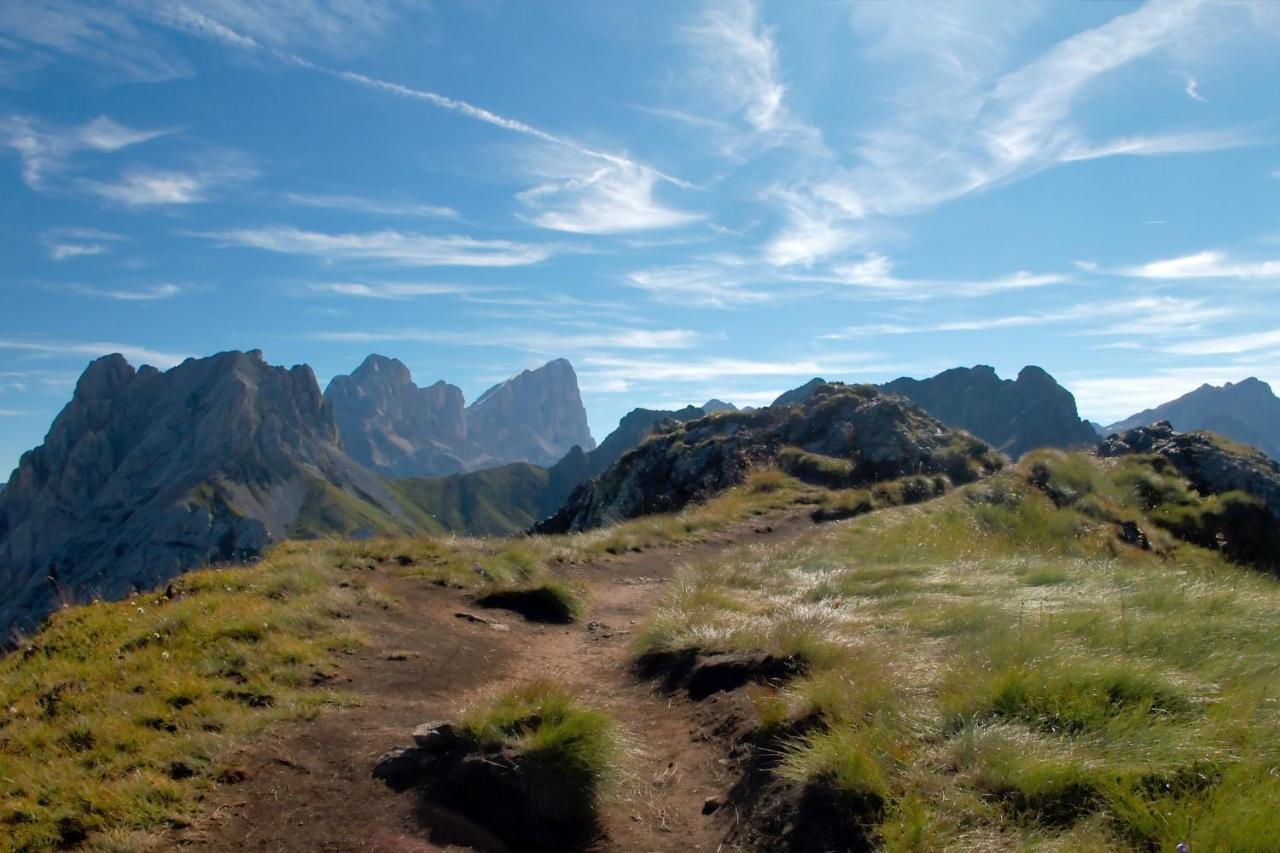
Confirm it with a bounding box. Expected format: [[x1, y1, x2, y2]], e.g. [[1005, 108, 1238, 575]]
[[2, 0, 1279, 477]]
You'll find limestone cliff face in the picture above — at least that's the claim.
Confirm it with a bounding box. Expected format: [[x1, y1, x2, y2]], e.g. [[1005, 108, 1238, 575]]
[[880, 366, 1097, 458], [464, 359, 595, 468], [325, 355, 471, 477], [537, 384, 1000, 533], [325, 357, 595, 476], [1106, 378, 1280, 461], [0, 350, 412, 635]]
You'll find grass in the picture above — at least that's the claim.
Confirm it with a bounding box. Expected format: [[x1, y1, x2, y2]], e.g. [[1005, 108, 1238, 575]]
[[0, 542, 368, 851], [458, 682, 619, 838], [634, 452, 1280, 850]]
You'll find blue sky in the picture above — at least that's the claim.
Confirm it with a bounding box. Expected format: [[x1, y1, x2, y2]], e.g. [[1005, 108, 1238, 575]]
[[2, 0, 1279, 477]]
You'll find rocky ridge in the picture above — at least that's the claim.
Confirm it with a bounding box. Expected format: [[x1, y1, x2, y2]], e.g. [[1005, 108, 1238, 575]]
[[537, 383, 1000, 533]]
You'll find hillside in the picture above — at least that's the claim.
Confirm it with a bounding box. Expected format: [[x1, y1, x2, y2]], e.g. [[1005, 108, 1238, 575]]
[[1106, 377, 1280, 460], [4, 428, 1280, 851], [539, 382, 1002, 532]]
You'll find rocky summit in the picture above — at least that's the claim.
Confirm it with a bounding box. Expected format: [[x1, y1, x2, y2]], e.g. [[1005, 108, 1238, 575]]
[[880, 365, 1098, 458], [1106, 377, 1280, 461], [0, 350, 417, 636], [537, 382, 1001, 533], [1099, 420, 1280, 519], [325, 355, 470, 477], [465, 358, 596, 468], [326, 356, 595, 476]]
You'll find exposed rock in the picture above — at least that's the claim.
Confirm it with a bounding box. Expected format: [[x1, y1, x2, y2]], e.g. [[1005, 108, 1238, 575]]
[[1106, 377, 1280, 461], [576, 404, 706, 478], [537, 383, 1000, 533], [0, 350, 419, 636], [881, 365, 1097, 458], [1099, 421, 1280, 518], [465, 358, 596, 468], [412, 721, 459, 753], [324, 354, 470, 477], [701, 399, 738, 414]]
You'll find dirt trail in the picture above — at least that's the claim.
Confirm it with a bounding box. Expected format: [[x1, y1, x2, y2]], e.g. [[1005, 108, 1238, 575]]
[[171, 514, 817, 853]]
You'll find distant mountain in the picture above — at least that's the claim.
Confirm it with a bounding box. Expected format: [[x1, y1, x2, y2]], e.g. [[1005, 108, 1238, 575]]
[[325, 356, 595, 476], [538, 383, 1001, 533], [1106, 378, 1280, 460], [700, 399, 738, 414], [466, 358, 596, 468], [0, 351, 430, 636], [880, 366, 1097, 458], [772, 378, 826, 408], [325, 355, 470, 477]]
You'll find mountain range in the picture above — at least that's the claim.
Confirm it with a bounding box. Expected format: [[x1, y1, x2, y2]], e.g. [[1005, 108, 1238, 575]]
[[4, 349, 1279, 637]]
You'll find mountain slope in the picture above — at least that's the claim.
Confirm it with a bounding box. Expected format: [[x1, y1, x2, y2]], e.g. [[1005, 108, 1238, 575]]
[[1105, 377, 1280, 460], [539, 383, 1002, 532], [881, 365, 1097, 457], [0, 350, 427, 635]]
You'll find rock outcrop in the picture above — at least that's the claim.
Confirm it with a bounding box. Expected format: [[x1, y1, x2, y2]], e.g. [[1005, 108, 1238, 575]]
[[880, 365, 1097, 458], [325, 356, 595, 475], [1099, 421, 1280, 518], [537, 383, 1000, 533], [0, 350, 418, 636], [1106, 378, 1280, 461]]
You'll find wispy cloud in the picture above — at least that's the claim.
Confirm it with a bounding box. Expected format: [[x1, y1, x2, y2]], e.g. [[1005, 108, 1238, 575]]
[[41, 226, 127, 261], [308, 326, 699, 352], [284, 192, 458, 219], [680, 0, 825, 157], [0, 338, 186, 367], [82, 168, 206, 206], [625, 265, 775, 308], [579, 353, 877, 385], [1118, 250, 1280, 281], [1184, 74, 1206, 103], [764, 0, 1264, 267], [516, 157, 703, 235], [825, 296, 1235, 339], [69, 283, 183, 301], [1, 113, 174, 190], [1165, 328, 1280, 357], [159, 6, 692, 189], [199, 226, 556, 267], [308, 281, 479, 299], [0, 0, 192, 82], [809, 253, 1067, 299]]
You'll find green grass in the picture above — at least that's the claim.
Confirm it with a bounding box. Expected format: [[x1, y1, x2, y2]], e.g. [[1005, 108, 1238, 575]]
[[0, 542, 369, 851], [635, 453, 1280, 850], [459, 682, 619, 833]]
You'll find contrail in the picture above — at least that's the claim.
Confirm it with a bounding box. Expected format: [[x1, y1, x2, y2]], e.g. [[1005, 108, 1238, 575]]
[[156, 7, 694, 189]]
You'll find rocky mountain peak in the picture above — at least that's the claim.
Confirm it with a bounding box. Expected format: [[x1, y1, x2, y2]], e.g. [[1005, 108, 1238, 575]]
[[0, 350, 412, 636], [466, 359, 595, 467]]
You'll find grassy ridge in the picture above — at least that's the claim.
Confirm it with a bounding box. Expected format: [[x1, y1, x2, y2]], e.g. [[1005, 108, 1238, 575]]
[[639, 452, 1280, 850]]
